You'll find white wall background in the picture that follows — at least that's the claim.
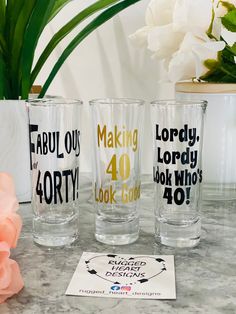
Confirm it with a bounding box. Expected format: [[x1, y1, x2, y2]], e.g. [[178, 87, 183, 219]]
[[34, 0, 175, 173]]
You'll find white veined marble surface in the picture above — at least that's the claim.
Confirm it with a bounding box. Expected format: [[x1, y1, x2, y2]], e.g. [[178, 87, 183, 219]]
[[0, 174, 235, 313]]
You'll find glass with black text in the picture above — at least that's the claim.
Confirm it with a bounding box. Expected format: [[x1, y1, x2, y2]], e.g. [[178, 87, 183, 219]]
[[90, 98, 144, 245], [28, 98, 82, 247], [151, 100, 207, 248]]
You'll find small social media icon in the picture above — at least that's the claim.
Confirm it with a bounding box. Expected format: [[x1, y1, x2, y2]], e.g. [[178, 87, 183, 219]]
[[111, 286, 120, 291], [121, 286, 131, 292]]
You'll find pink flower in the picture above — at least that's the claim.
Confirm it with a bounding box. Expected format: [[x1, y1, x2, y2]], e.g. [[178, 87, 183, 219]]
[[0, 242, 24, 303], [0, 173, 22, 248], [0, 173, 19, 215], [0, 214, 22, 248], [0, 173, 24, 303]]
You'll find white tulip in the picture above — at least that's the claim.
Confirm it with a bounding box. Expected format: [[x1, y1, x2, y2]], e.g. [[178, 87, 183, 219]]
[[129, 0, 176, 46], [130, 0, 226, 82], [168, 32, 225, 82], [129, 26, 152, 47], [173, 0, 213, 34], [145, 0, 176, 26], [147, 24, 184, 59]]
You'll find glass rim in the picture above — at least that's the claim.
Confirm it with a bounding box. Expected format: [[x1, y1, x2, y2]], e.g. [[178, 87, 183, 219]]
[[89, 98, 145, 107], [151, 99, 207, 108], [27, 98, 83, 107]]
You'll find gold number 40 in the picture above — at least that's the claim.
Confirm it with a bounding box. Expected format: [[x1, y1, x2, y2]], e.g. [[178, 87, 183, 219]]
[[106, 154, 130, 181]]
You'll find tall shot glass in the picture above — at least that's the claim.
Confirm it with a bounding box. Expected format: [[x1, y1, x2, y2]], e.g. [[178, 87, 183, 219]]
[[90, 98, 144, 245], [151, 100, 207, 248], [28, 98, 82, 247]]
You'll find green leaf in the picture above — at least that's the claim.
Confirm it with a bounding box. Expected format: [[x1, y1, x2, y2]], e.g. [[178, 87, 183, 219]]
[[220, 1, 235, 12], [201, 57, 236, 83], [10, 1, 37, 97], [39, 0, 141, 97], [0, 52, 4, 99], [0, 0, 5, 34], [0, 33, 6, 55], [0, 46, 10, 99], [230, 43, 236, 54], [31, 0, 121, 85], [5, 0, 24, 49], [49, 0, 72, 22], [221, 9, 236, 32], [20, 0, 57, 99], [217, 46, 236, 66], [204, 59, 220, 70], [220, 61, 236, 79]]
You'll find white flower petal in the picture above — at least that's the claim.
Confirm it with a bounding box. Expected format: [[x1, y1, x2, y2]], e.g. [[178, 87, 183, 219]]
[[212, 17, 222, 40], [221, 27, 236, 46], [168, 32, 225, 81], [145, 0, 176, 26], [147, 24, 184, 59], [129, 26, 152, 47], [168, 51, 196, 82], [173, 0, 213, 34]]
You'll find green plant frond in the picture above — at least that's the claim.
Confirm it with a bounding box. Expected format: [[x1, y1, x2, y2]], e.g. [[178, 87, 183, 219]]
[[0, 44, 10, 99], [0, 52, 4, 99], [20, 0, 57, 99], [5, 0, 24, 49], [39, 0, 141, 98], [10, 1, 37, 96], [31, 0, 121, 85], [0, 34, 7, 55], [0, 0, 5, 34], [49, 0, 72, 22]]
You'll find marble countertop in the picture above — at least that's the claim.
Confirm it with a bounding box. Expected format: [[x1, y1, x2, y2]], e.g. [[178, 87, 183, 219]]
[[1, 174, 236, 314]]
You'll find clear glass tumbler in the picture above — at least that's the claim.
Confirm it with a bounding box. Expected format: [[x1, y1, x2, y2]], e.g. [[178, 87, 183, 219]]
[[90, 98, 144, 245], [176, 82, 236, 201], [28, 98, 82, 247], [151, 100, 207, 248]]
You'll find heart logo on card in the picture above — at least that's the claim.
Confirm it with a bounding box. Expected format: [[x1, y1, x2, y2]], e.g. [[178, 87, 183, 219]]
[[85, 254, 166, 286]]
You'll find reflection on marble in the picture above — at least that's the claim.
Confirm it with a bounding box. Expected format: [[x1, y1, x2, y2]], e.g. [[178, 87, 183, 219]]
[[0, 174, 236, 313]]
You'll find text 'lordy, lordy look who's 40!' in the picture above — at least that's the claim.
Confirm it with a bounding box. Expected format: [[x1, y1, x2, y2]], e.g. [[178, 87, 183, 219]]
[[153, 124, 202, 206]]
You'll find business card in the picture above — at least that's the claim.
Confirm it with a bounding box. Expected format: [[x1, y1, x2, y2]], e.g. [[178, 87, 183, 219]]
[[66, 252, 176, 299]]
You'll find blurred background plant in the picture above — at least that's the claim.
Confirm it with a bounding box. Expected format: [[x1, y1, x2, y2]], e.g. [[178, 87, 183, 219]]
[[0, 0, 141, 100], [130, 0, 236, 83]]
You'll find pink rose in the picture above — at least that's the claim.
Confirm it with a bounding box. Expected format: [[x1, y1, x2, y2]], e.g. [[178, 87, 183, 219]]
[[0, 242, 24, 303], [0, 173, 19, 215], [0, 173, 24, 303], [0, 173, 22, 248], [0, 214, 22, 248]]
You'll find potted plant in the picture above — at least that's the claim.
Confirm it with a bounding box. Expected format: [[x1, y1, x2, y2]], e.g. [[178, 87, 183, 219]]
[[0, 0, 141, 201], [130, 0, 236, 200]]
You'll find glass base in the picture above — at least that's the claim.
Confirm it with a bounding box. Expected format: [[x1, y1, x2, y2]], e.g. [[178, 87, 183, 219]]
[[155, 217, 201, 248], [95, 216, 139, 245], [33, 214, 79, 248]]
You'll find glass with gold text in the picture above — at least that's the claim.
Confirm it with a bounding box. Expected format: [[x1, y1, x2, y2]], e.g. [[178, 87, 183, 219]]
[[90, 98, 144, 245]]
